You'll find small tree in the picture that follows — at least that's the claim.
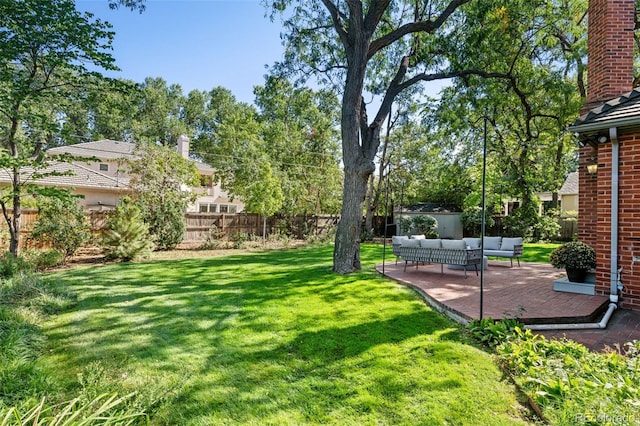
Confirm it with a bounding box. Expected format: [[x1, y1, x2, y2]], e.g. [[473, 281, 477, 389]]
[[125, 142, 198, 251], [101, 197, 153, 261], [30, 194, 91, 261]]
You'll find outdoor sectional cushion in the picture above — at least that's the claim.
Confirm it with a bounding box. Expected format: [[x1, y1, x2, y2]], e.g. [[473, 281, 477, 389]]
[[419, 238, 442, 248], [484, 250, 516, 257], [392, 235, 409, 245], [463, 237, 482, 249], [441, 239, 467, 250], [483, 236, 502, 250], [411, 234, 426, 240], [500, 237, 523, 251], [401, 239, 421, 248]]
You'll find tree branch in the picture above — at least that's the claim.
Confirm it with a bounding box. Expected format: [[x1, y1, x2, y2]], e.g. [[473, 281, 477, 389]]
[[321, 0, 349, 47], [368, 0, 470, 59]]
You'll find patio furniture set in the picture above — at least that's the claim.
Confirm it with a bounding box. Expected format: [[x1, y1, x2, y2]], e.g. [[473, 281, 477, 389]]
[[391, 235, 524, 278]]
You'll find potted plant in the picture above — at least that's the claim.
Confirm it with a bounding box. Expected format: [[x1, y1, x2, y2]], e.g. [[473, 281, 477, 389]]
[[549, 241, 596, 283]]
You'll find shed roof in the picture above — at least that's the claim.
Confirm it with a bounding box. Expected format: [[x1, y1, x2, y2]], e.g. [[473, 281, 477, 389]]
[[396, 202, 461, 214]]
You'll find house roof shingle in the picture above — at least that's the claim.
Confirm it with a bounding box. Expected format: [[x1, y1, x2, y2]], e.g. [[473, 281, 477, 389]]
[[570, 88, 640, 133], [47, 139, 215, 174], [0, 161, 129, 190], [47, 139, 136, 160], [559, 171, 578, 195]]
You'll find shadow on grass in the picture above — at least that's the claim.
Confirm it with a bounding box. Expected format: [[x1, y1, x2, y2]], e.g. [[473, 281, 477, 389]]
[[43, 244, 465, 422]]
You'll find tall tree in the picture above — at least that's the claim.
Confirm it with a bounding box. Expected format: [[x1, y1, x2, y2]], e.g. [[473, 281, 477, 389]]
[[134, 77, 187, 146], [0, 0, 118, 256], [435, 0, 585, 232], [268, 0, 518, 273], [254, 76, 342, 215]]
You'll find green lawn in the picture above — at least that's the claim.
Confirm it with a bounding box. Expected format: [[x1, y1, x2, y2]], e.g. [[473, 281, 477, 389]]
[[520, 242, 562, 263], [39, 244, 533, 425]]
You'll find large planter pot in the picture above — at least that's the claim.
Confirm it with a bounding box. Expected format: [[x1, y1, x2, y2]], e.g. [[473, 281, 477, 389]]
[[566, 268, 587, 283]]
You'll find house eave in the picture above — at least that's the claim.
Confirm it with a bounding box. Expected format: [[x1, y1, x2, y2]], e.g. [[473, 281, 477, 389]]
[[568, 116, 640, 135]]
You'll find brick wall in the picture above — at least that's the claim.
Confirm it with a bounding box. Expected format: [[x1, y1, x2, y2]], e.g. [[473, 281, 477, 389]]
[[583, 0, 634, 111], [615, 133, 640, 309], [578, 146, 598, 247], [579, 0, 638, 308]]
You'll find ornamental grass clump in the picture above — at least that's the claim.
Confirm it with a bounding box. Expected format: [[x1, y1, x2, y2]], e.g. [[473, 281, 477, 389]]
[[549, 241, 596, 270]]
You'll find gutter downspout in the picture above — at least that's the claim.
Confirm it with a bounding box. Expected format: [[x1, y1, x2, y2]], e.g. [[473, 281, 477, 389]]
[[527, 128, 620, 331]]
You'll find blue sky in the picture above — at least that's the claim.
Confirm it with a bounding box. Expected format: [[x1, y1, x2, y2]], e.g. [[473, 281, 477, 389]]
[[76, 0, 285, 104]]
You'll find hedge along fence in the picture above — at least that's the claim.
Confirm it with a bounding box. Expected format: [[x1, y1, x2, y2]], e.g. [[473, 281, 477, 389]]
[[0, 210, 340, 248]]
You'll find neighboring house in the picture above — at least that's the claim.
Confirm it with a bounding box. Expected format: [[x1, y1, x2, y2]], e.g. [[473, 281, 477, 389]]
[[502, 172, 578, 217], [558, 172, 578, 214], [0, 160, 129, 211], [569, 0, 639, 311], [1, 136, 243, 213]]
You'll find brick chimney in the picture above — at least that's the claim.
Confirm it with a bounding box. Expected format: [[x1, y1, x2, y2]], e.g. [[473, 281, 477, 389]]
[[177, 134, 190, 159], [582, 0, 635, 113]]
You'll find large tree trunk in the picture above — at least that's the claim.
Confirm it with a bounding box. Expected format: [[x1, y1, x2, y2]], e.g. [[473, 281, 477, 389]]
[[363, 174, 375, 235], [333, 163, 371, 273]]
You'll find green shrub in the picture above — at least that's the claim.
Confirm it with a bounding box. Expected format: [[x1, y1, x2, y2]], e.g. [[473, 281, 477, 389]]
[[198, 225, 225, 250], [22, 249, 65, 271], [230, 232, 248, 249], [397, 215, 412, 235], [306, 224, 336, 244], [145, 203, 185, 251], [549, 241, 596, 270], [0, 253, 33, 278], [461, 206, 495, 236], [268, 229, 291, 246], [497, 331, 640, 425], [101, 197, 153, 261], [466, 317, 524, 348], [411, 215, 439, 238], [30, 196, 91, 261]]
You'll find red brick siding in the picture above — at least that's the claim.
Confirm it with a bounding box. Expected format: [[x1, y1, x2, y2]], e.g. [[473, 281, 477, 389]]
[[578, 146, 598, 247], [584, 133, 640, 309], [614, 133, 640, 309]]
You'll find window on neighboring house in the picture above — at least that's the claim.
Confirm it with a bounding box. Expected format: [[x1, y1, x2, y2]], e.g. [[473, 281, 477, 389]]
[[199, 203, 218, 213], [219, 204, 228, 213], [229, 205, 237, 214], [99, 163, 109, 172]]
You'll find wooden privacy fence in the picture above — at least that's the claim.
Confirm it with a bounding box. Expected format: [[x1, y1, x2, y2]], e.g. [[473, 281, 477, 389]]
[[183, 213, 339, 242], [0, 210, 339, 247], [559, 216, 578, 241]]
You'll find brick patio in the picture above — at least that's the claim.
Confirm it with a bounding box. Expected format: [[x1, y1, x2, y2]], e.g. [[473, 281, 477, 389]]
[[377, 259, 640, 352]]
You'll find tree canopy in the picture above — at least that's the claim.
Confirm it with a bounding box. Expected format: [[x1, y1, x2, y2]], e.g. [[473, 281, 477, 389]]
[[0, 0, 119, 255]]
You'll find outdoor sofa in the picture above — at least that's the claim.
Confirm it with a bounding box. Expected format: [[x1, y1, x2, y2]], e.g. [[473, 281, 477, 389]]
[[463, 236, 523, 267], [395, 237, 483, 278]]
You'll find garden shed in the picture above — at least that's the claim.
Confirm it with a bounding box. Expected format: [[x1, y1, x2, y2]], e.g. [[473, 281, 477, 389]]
[[393, 202, 463, 239]]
